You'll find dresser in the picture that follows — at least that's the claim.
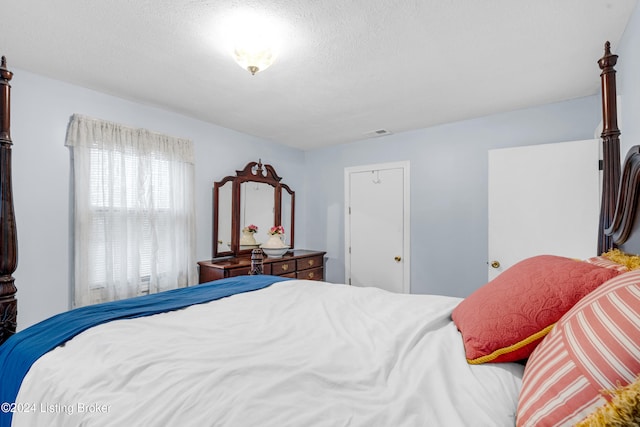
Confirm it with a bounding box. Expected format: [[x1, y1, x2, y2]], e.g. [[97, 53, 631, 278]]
[[198, 249, 326, 283]]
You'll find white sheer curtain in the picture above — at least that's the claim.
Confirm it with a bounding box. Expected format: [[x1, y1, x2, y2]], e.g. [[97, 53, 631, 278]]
[[66, 114, 197, 307]]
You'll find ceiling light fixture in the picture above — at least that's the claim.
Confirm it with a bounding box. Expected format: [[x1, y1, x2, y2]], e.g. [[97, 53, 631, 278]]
[[233, 46, 275, 76], [226, 10, 281, 76]]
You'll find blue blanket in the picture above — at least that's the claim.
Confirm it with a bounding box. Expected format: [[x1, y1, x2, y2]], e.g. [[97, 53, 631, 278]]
[[0, 275, 287, 427]]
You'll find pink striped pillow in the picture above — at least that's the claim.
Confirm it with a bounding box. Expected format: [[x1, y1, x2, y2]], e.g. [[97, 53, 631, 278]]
[[584, 255, 629, 272], [516, 270, 640, 426]]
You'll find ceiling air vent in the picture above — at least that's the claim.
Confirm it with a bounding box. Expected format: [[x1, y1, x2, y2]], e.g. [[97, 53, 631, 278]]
[[365, 129, 393, 138]]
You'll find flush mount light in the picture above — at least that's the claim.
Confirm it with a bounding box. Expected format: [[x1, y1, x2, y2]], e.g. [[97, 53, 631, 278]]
[[233, 46, 275, 75], [225, 10, 281, 75]]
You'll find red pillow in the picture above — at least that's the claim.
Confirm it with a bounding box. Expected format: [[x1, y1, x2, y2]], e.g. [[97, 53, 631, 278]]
[[451, 255, 620, 364], [516, 269, 640, 426]]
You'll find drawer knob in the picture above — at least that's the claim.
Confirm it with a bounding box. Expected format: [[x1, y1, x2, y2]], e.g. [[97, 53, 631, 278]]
[[308, 272, 315, 279], [308, 259, 315, 266], [282, 264, 289, 271]]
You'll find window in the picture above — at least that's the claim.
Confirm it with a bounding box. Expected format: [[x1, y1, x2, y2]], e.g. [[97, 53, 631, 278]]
[[66, 115, 196, 307]]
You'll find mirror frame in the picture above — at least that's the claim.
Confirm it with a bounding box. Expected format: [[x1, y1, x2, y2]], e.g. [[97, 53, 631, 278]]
[[213, 160, 295, 258]]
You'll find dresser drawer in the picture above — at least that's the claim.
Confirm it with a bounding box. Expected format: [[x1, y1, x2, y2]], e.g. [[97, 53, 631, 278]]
[[228, 267, 251, 277], [271, 259, 295, 276], [296, 267, 323, 281], [296, 255, 323, 271], [280, 272, 297, 279]]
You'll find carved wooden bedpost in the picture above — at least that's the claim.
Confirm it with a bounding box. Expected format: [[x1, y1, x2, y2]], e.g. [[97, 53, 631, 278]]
[[0, 56, 17, 345], [597, 42, 621, 254]]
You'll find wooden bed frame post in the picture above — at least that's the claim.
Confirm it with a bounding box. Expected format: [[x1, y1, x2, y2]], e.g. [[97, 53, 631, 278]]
[[597, 42, 621, 254], [0, 56, 17, 345]]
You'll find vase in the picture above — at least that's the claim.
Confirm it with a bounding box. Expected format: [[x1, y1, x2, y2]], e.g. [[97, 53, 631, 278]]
[[240, 230, 257, 246], [262, 234, 286, 248]]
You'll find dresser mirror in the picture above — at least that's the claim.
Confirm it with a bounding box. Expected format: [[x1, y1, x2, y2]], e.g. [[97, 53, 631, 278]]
[[213, 160, 295, 258], [214, 180, 233, 256]]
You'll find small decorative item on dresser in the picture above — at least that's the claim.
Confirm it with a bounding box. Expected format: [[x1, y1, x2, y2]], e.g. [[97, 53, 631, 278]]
[[250, 248, 264, 275], [261, 247, 289, 258], [261, 225, 289, 258], [240, 224, 259, 250]]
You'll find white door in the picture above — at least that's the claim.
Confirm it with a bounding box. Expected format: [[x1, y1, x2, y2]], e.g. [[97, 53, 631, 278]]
[[488, 139, 601, 280], [345, 162, 410, 293]]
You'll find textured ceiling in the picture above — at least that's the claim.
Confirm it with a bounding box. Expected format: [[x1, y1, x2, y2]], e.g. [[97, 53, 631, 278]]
[[1, 0, 637, 150]]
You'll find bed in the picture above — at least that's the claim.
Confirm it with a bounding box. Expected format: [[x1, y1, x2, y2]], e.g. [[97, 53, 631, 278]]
[[0, 43, 638, 427]]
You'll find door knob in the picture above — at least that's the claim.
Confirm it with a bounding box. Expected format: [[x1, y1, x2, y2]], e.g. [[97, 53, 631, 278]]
[[394, 256, 402, 262], [490, 260, 500, 269]]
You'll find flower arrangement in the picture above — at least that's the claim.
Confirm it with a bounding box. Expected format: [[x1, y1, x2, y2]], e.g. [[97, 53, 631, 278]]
[[242, 224, 258, 234], [268, 225, 285, 235]]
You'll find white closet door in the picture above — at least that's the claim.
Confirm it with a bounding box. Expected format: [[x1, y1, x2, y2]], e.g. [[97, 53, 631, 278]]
[[345, 162, 410, 293], [488, 139, 601, 280]]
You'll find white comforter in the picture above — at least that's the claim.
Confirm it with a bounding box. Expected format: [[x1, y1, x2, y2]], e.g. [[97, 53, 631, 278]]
[[13, 280, 523, 426]]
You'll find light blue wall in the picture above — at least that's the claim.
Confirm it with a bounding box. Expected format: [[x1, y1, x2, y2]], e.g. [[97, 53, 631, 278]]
[[618, 1, 640, 156], [303, 96, 601, 297], [11, 69, 306, 329]]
